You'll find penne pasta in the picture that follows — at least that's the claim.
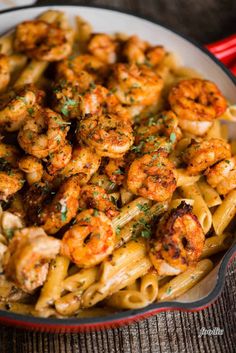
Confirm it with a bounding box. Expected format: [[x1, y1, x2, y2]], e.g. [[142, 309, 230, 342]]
[[112, 197, 152, 230], [197, 180, 222, 208], [81, 239, 152, 308], [180, 184, 212, 234], [212, 190, 236, 235], [201, 233, 234, 259], [36, 256, 70, 311], [176, 169, 200, 187], [115, 202, 168, 248], [158, 259, 213, 301]]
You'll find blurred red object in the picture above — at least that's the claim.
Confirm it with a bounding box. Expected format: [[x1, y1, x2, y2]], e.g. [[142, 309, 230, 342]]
[[206, 34, 236, 75]]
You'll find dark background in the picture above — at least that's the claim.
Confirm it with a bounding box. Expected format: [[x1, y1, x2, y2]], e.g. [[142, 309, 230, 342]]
[[0, 1, 236, 352], [36, 0, 236, 43]]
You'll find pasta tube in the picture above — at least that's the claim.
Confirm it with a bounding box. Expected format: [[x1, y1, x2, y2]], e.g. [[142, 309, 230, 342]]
[[81, 239, 152, 308], [112, 197, 152, 230], [180, 184, 212, 234], [212, 190, 236, 235], [158, 259, 213, 301], [176, 169, 200, 187], [115, 202, 168, 248], [55, 268, 98, 316], [201, 233, 234, 259], [36, 255, 70, 311], [197, 180, 222, 208]]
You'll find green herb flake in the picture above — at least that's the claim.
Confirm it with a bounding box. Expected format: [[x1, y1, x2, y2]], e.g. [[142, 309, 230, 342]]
[[170, 132, 176, 143], [93, 209, 99, 217], [140, 229, 151, 238], [61, 204, 68, 222], [166, 286, 172, 295], [137, 203, 150, 213]]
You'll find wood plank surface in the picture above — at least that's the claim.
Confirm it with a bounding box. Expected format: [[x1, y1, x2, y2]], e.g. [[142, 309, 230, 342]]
[[0, 1, 235, 352]]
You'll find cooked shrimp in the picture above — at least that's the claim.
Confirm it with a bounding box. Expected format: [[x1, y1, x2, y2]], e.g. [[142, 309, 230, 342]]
[[206, 156, 236, 195], [136, 111, 181, 142], [178, 119, 213, 136], [127, 152, 177, 202], [80, 185, 119, 219], [169, 79, 227, 121], [57, 54, 106, 83], [105, 157, 126, 185], [149, 202, 204, 275], [23, 182, 53, 225], [61, 146, 101, 183], [14, 20, 74, 61], [134, 110, 182, 154], [39, 175, 81, 234], [88, 33, 117, 64], [18, 107, 69, 158], [122, 36, 148, 64], [80, 85, 119, 117], [183, 138, 231, 175], [0, 142, 21, 167], [108, 63, 163, 106], [78, 113, 134, 158], [61, 209, 115, 267], [19, 155, 43, 185], [145, 46, 166, 67], [0, 170, 24, 201], [46, 142, 72, 175], [0, 142, 24, 200], [123, 36, 166, 67], [3, 227, 60, 293], [0, 54, 10, 93], [0, 85, 44, 132]]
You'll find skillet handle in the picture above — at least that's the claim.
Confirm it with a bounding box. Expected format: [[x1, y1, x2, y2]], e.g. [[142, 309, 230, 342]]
[[205, 34, 236, 75]]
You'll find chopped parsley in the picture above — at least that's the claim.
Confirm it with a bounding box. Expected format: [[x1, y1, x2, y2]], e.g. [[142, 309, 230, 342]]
[[170, 132, 176, 143], [137, 203, 150, 213], [61, 98, 78, 117], [140, 229, 151, 238], [60, 204, 68, 222]]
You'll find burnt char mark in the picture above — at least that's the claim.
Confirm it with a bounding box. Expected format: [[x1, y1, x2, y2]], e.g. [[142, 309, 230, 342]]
[[161, 201, 193, 236]]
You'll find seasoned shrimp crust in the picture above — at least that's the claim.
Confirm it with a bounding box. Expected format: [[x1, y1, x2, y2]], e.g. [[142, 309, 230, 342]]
[[39, 175, 81, 234], [127, 152, 177, 202], [14, 20, 74, 61], [169, 79, 227, 121], [0, 84, 44, 132], [80, 184, 119, 219], [18, 107, 69, 158], [78, 113, 134, 158], [61, 209, 115, 268], [206, 156, 236, 195], [149, 202, 205, 274], [183, 138, 231, 175], [108, 63, 163, 106], [3, 227, 60, 293]]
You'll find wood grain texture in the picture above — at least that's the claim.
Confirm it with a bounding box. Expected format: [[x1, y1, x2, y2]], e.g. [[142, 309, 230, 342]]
[[0, 1, 236, 352]]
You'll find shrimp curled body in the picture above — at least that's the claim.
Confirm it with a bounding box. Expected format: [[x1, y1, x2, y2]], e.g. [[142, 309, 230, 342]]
[[14, 20, 73, 62], [78, 113, 134, 158], [80, 185, 119, 219], [169, 79, 227, 121], [149, 202, 205, 275], [61, 209, 115, 268], [3, 227, 61, 293], [39, 175, 81, 234], [18, 108, 69, 158], [206, 157, 236, 195], [183, 138, 231, 175], [127, 152, 177, 202]]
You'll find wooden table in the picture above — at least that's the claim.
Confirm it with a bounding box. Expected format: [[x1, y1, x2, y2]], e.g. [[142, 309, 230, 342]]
[[1, 1, 236, 352]]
